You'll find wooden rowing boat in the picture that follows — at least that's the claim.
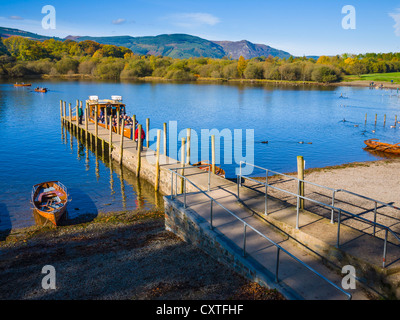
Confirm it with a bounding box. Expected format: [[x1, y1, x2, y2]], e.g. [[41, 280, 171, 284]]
[[14, 83, 31, 87], [34, 88, 48, 93], [193, 161, 226, 178], [31, 181, 68, 226], [364, 139, 400, 155]]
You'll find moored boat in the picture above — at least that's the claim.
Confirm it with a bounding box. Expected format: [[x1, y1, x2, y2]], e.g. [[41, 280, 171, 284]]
[[31, 181, 68, 225], [34, 87, 48, 93], [86, 95, 134, 138], [364, 139, 400, 155], [14, 83, 32, 87], [193, 161, 226, 178]]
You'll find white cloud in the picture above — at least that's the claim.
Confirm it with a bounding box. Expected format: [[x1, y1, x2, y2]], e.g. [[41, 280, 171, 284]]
[[389, 9, 400, 36], [112, 18, 126, 25], [166, 13, 220, 28], [9, 16, 24, 20]]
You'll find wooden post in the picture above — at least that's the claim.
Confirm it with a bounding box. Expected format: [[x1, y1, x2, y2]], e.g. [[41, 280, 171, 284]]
[[132, 114, 136, 139], [109, 115, 113, 157], [384, 114, 386, 126], [163, 122, 167, 156], [211, 135, 216, 174], [146, 118, 150, 148], [365, 113, 367, 125], [155, 129, 161, 192], [297, 156, 305, 210], [85, 106, 89, 141], [60, 100, 63, 123], [136, 124, 142, 177], [63, 101, 66, 126], [375, 114, 377, 126], [79, 101, 83, 134], [186, 128, 191, 165], [75, 100, 79, 129], [396, 115, 398, 127], [68, 103, 72, 127], [95, 105, 98, 150], [119, 118, 125, 165], [117, 109, 120, 135], [181, 137, 186, 194]]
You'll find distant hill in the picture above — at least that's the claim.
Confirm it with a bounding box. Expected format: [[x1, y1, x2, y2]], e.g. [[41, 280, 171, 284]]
[[0, 26, 62, 41], [0, 26, 294, 59], [212, 40, 291, 59], [72, 34, 227, 59]]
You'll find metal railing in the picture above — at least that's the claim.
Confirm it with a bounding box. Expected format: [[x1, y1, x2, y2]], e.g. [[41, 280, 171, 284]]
[[167, 167, 352, 300], [238, 161, 400, 268]]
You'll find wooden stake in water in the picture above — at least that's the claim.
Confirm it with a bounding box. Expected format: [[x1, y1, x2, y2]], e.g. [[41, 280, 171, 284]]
[[63, 101, 67, 125], [155, 129, 161, 192], [396, 115, 398, 128], [375, 114, 377, 126], [211, 135, 216, 174], [136, 124, 143, 177], [365, 113, 367, 124], [384, 114, 386, 127], [60, 100, 63, 123], [297, 156, 305, 210]]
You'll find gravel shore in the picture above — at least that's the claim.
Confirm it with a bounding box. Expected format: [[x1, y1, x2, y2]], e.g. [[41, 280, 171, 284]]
[[0, 210, 284, 300]]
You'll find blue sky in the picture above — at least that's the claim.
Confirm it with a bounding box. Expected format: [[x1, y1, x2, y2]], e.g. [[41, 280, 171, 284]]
[[1, 0, 400, 56]]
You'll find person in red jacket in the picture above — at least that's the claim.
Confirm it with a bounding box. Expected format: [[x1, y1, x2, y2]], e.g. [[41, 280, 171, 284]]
[[134, 123, 145, 150]]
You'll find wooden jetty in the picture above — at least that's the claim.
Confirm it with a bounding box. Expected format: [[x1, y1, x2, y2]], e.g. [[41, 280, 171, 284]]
[[60, 97, 218, 195]]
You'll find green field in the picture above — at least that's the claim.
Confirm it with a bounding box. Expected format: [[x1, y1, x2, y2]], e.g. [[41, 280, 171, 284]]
[[343, 72, 400, 84]]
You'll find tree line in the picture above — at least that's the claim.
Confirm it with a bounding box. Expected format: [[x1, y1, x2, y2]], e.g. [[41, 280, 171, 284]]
[[1, 36, 400, 83]]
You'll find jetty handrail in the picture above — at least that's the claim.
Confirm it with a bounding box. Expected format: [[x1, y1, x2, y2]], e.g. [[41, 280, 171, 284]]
[[167, 168, 352, 300], [238, 162, 400, 268]]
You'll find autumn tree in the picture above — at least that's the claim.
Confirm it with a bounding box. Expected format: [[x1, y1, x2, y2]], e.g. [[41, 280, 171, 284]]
[[237, 56, 247, 78]]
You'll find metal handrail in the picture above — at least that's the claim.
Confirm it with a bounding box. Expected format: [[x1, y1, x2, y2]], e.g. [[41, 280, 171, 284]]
[[167, 168, 352, 300], [238, 162, 400, 268]]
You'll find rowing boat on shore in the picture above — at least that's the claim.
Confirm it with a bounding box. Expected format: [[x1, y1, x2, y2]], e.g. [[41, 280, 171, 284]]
[[31, 181, 68, 225], [193, 161, 226, 178], [364, 139, 400, 155]]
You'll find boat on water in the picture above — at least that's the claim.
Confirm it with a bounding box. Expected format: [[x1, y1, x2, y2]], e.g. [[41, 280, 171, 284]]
[[193, 161, 226, 178], [364, 139, 400, 155], [14, 83, 31, 87], [86, 95, 134, 138], [31, 181, 68, 226], [34, 87, 48, 93]]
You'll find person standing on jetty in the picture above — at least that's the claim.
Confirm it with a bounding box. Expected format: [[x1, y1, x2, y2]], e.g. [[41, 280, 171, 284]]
[[78, 104, 83, 124], [135, 123, 145, 150]]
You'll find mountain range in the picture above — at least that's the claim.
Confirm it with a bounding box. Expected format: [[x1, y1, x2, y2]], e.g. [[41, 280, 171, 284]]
[[0, 26, 293, 59]]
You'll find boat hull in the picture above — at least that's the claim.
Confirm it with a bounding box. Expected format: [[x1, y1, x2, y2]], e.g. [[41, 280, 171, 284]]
[[32, 181, 68, 226], [364, 139, 400, 155]]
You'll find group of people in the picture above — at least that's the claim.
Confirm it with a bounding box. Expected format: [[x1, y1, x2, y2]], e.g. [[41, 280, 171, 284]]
[[97, 111, 146, 149]]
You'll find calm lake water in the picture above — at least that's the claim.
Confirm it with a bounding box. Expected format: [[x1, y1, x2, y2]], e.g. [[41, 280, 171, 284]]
[[1, 79, 399, 231]]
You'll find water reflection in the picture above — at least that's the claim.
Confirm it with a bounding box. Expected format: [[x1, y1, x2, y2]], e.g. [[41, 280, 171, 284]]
[[54, 123, 163, 228]]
